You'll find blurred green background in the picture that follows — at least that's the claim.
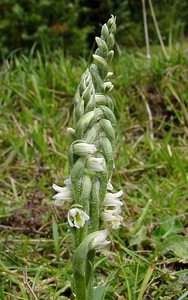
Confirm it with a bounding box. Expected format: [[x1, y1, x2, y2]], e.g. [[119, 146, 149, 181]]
[[1, 0, 188, 59]]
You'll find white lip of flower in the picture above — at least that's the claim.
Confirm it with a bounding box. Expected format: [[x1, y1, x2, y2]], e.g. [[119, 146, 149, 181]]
[[73, 142, 97, 156], [68, 208, 89, 228], [90, 229, 111, 250], [104, 190, 123, 207], [103, 208, 123, 229], [52, 184, 72, 206], [86, 157, 105, 172]]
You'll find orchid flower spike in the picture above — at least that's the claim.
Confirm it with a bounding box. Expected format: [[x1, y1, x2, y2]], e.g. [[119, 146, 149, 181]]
[[68, 208, 90, 228], [51, 15, 120, 300]]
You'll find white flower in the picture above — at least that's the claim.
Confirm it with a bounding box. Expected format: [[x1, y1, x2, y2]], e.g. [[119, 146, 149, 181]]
[[103, 208, 123, 229], [104, 190, 123, 207], [107, 72, 113, 78], [103, 81, 113, 92], [90, 229, 110, 250], [73, 142, 97, 156], [68, 208, 89, 228], [107, 181, 113, 191], [86, 157, 105, 172], [52, 183, 72, 206]]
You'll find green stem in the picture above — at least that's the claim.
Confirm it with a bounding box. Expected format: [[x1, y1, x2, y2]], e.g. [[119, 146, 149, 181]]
[[86, 180, 100, 298], [86, 250, 95, 300], [73, 271, 87, 300], [73, 232, 100, 300], [79, 175, 92, 244]]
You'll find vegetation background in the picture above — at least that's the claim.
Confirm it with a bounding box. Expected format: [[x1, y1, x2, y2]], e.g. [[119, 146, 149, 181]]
[[0, 0, 188, 299], [1, 0, 188, 58]]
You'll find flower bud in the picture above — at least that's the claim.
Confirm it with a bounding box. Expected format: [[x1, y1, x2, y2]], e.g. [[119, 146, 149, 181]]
[[93, 54, 108, 79], [95, 37, 108, 56], [107, 15, 116, 34], [103, 81, 113, 92]]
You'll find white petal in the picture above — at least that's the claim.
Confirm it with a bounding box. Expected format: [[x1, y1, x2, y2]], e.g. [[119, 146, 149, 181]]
[[94, 240, 111, 249], [105, 190, 124, 199], [52, 183, 65, 193], [74, 143, 97, 156], [104, 198, 123, 207], [90, 229, 110, 250], [68, 212, 74, 227], [111, 216, 123, 229], [68, 208, 89, 228], [107, 72, 113, 78], [103, 212, 113, 221], [68, 208, 77, 217], [104, 207, 121, 216], [107, 181, 113, 191], [52, 190, 72, 200], [80, 210, 90, 221], [103, 209, 123, 229], [103, 81, 113, 92]]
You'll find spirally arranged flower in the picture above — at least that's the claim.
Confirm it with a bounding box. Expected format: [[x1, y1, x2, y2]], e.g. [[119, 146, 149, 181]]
[[68, 208, 90, 228], [103, 190, 124, 207], [90, 229, 111, 250], [103, 208, 123, 229], [52, 182, 72, 206]]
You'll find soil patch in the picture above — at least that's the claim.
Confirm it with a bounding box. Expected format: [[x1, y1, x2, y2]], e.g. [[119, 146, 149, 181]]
[[0, 190, 52, 237]]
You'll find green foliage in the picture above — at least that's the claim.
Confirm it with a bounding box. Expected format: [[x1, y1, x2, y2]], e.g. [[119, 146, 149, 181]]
[[0, 0, 92, 58], [1, 0, 188, 58]]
